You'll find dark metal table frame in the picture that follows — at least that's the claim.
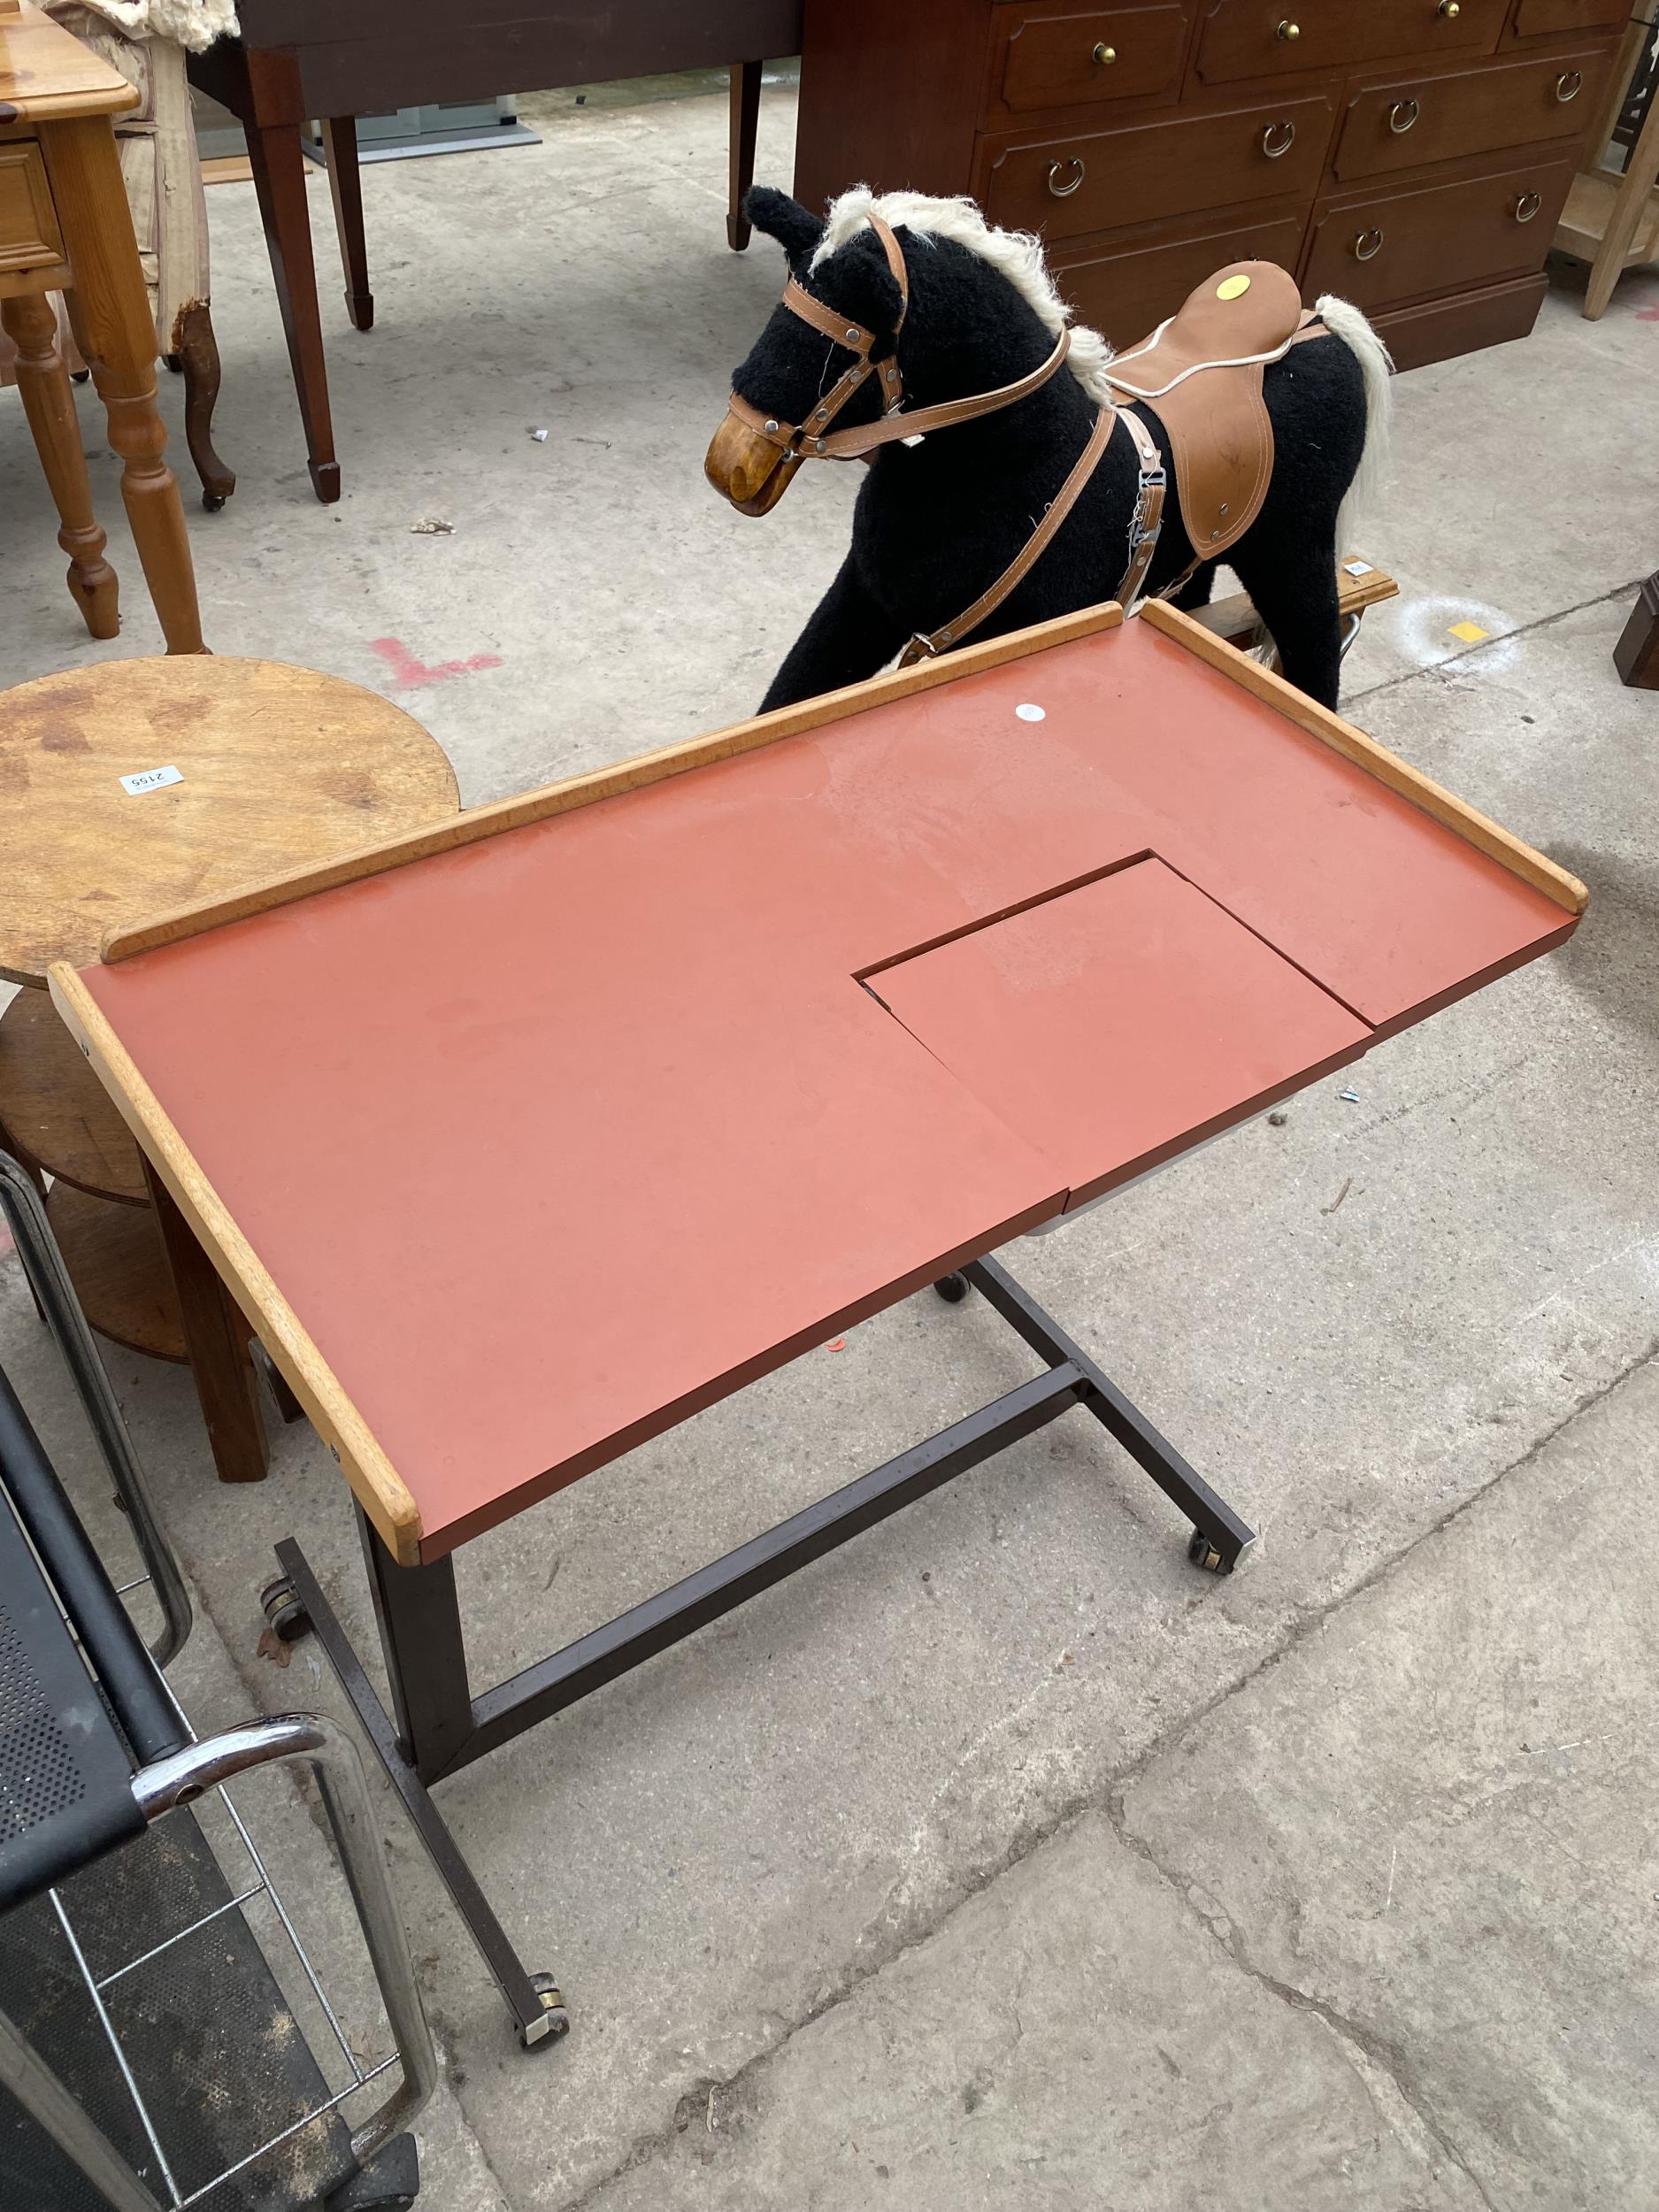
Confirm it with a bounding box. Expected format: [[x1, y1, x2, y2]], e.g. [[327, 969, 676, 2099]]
[[274, 1254, 1253, 2049]]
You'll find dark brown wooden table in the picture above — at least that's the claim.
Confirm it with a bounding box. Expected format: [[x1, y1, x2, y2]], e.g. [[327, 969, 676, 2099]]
[[189, 2, 803, 502]]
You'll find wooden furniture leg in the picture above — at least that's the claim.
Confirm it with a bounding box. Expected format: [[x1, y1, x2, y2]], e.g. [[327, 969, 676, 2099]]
[[0, 288, 119, 640], [322, 116, 373, 332], [173, 299, 235, 511], [1584, 50, 1659, 320], [142, 1160, 270, 1485], [244, 105, 341, 501], [1614, 571, 1659, 688], [726, 59, 763, 250], [38, 118, 204, 655]]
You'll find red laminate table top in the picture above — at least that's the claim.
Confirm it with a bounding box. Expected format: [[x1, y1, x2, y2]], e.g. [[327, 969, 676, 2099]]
[[73, 618, 1574, 1557]]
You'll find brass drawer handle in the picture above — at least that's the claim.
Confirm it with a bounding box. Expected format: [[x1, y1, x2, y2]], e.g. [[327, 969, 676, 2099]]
[[1093, 40, 1117, 64], [1047, 155, 1087, 197], [1514, 189, 1542, 221], [1276, 18, 1300, 37], [1262, 118, 1296, 157], [1555, 69, 1583, 102], [1353, 227, 1384, 260], [1438, 1, 1460, 17], [1388, 96, 1420, 134]]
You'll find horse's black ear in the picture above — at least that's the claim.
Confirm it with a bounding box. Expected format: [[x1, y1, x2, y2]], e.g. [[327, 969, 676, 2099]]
[[829, 226, 906, 346], [745, 187, 826, 266]]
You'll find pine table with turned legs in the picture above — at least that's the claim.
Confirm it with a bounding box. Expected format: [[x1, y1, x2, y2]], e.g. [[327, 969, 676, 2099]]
[[0, 0, 202, 652]]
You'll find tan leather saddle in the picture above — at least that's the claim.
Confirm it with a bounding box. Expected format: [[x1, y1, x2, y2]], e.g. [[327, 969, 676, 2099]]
[[1107, 259, 1321, 567]]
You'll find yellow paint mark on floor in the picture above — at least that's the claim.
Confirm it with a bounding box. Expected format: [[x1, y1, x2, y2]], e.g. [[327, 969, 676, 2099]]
[[1448, 619, 1490, 644]]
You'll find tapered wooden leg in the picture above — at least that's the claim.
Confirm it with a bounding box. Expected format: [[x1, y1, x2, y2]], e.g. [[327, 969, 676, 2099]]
[[245, 110, 341, 500], [1583, 72, 1659, 321], [39, 117, 205, 655], [323, 116, 373, 331], [142, 1161, 270, 1485], [173, 299, 236, 510], [727, 60, 763, 251], [1614, 572, 1659, 690], [1, 289, 120, 639]]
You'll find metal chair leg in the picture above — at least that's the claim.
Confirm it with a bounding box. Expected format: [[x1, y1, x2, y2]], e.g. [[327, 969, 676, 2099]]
[[131, 1712, 438, 2167], [0, 1151, 192, 1667], [0, 2002, 165, 2212]]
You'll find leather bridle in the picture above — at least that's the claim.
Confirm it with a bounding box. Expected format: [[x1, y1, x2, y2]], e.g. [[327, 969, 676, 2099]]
[[719, 213, 1163, 661]]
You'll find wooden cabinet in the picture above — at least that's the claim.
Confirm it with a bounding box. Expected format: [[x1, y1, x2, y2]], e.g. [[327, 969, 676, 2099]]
[[794, 0, 1625, 370]]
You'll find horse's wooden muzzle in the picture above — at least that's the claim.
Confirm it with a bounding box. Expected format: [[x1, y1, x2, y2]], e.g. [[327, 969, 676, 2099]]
[[704, 411, 795, 516]]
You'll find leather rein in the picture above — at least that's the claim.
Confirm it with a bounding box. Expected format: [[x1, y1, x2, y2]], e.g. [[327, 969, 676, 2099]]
[[723, 213, 1164, 665]]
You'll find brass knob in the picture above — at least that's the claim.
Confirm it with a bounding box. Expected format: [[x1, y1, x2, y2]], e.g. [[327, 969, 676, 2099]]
[[1262, 118, 1297, 157], [1093, 40, 1117, 64], [1276, 18, 1300, 36], [1555, 69, 1583, 101], [1514, 189, 1542, 222], [1047, 155, 1086, 197], [1354, 227, 1384, 260], [1388, 96, 1420, 133], [1438, 0, 1459, 16]]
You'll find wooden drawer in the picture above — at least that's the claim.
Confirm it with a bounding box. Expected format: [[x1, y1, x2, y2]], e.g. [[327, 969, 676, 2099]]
[[1053, 207, 1309, 341], [980, 92, 1333, 240], [0, 139, 65, 275], [1507, 0, 1628, 37], [989, 4, 1193, 119], [1303, 156, 1575, 303], [1332, 44, 1610, 180], [1194, 0, 1508, 85]]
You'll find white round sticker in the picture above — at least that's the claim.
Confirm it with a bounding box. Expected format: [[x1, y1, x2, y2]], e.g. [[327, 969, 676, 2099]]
[[1015, 703, 1046, 723]]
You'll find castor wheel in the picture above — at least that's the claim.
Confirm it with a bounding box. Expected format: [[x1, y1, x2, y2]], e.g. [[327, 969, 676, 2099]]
[[933, 1271, 970, 1303], [202, 491, 227, 512], [259, 1575, 311, 1642], [163, 352, 184, 373], [1187, 1530, 1234, 1576], [518, 1973, 571, 2050]]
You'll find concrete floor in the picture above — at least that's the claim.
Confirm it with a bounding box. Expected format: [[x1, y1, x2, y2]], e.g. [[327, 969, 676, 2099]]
[[4, 69, 1659, 2212]]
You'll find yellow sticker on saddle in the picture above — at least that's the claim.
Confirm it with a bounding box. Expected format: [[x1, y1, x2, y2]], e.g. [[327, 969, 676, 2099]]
[[1217, 273, 1252, 301]]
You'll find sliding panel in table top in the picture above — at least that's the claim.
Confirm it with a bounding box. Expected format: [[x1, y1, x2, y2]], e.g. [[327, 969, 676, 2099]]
[[869, 859, 1372, 1208]]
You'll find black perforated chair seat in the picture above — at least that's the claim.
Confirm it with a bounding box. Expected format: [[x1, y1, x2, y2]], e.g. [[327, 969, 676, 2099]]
[[0, 1364, 183, 1916]]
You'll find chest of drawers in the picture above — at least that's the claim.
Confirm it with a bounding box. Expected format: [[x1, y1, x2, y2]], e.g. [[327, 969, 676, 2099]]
[[794, 0, 1627, 367]]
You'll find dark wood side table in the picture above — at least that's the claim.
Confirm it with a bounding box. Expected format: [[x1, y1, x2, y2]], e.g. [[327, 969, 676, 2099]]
[[0, 656, 460, 1486], [188, 0, 804, 503]]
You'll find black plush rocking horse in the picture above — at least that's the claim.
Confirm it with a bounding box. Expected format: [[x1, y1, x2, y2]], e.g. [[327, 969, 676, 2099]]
[[706, 187, 1392, 715]]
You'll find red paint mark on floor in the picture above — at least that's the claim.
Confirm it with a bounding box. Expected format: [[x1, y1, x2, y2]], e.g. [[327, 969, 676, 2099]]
[[370, 637, 503, 688]]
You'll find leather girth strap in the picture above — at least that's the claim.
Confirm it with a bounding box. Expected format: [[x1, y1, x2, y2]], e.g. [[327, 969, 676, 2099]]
[[1105, 260, 1320, 565]]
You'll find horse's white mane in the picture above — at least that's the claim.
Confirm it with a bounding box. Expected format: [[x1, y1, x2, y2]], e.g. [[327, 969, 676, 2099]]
[[811, 188, 1117, 404]]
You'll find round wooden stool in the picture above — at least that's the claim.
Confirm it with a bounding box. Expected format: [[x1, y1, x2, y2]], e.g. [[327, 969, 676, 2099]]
[[0, 657, 460, 1481]]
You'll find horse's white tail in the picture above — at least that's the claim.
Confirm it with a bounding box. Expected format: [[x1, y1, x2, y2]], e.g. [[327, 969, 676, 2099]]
[[1315, 293, 1393, 552]]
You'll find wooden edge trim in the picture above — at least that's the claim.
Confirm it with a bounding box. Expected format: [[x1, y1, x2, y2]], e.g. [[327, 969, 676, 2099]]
[[47, 963, 424, 1565], [100, 603, 1127, 962], [1137, 599, 1587, 917]]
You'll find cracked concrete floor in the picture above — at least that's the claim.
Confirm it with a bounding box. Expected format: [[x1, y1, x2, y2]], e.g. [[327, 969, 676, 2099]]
[[3, 67, 1658, 2212]]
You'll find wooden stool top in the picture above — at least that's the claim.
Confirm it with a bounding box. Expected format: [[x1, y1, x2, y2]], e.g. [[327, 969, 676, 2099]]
[[0, 658, 458, 986]]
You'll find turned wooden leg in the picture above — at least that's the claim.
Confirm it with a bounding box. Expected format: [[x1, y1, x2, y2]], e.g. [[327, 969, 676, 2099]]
[[245, 110, 341, 501], [173, 299, 236, 511], [40, 117, 205, 655], [142, 1161, 270, 1485], [727, 60, 763, 251], [1, 288, 120, 640], [322, 115, 373, 331]]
